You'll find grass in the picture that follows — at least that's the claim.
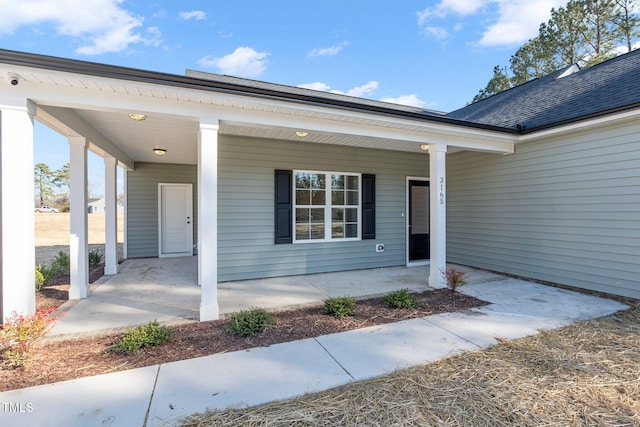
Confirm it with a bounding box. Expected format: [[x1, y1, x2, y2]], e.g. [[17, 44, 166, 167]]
[[34, 212, 124, 246], [182, 304, 640, 426]]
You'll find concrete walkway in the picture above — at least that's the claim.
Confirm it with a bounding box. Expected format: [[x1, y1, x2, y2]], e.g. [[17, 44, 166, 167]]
[[48, 258, 502, 337], [1, 277, 627, 427]]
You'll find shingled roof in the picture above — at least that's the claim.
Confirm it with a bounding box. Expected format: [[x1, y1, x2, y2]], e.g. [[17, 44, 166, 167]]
[[447, 48, 640, 133]]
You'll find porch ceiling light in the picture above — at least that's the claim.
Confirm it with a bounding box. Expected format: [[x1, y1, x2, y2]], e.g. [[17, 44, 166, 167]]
[[420, 144, 429, 151], [128, 113, 147, 122], [295, 131, 309, 138], [153, 148, 167, 156]]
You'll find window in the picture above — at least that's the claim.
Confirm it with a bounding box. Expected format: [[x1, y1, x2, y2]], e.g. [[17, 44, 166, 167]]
[[294, 171, 360, 242]]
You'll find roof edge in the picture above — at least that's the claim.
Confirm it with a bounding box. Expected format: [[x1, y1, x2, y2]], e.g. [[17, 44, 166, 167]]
[[0, 48, 518, 135]]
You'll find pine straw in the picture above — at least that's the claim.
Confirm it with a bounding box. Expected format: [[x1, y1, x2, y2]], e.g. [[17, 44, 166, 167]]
[[182, 304, 640, 427]]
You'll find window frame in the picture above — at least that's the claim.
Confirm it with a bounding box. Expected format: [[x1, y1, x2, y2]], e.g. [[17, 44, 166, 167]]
[[293, 170, 362, 244]]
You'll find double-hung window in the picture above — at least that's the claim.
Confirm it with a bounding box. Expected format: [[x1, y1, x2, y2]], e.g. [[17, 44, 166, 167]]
[[294, 171, 360, 242]]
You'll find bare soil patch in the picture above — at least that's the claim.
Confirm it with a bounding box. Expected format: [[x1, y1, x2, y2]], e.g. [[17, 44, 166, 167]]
[[184, 304, 640, 427], [2, 285, 487, 392]]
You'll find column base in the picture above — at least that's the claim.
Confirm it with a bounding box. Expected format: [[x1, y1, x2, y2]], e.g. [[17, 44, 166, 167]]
[[200, 303, 220, 322]]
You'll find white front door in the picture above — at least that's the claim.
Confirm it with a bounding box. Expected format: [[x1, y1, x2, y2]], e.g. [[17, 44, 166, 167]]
[[159, 183, 193, 257]]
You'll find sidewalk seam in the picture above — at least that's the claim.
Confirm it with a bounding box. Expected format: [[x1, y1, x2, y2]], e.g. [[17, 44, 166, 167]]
[[143, 364, 161, 427], [313, 337, 355, 381]]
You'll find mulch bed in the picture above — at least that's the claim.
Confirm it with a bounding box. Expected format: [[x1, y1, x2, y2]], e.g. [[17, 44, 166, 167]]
[[2, 281, 488, 392]]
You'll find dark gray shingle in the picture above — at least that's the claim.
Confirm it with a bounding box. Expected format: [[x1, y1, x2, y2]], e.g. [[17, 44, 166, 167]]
[[447, 49, 640, 131]]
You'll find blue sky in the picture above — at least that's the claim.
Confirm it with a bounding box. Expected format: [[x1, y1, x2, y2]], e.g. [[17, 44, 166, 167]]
[[1, 0, 568, 195]]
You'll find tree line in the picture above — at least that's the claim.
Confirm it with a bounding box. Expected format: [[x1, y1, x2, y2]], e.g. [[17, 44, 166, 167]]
[[472, 0, 640, 103], [34, 163, 69, 209]]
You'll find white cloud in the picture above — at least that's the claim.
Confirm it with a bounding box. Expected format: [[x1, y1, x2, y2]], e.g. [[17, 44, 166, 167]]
[[297, 81, 379, 98], [424, 26, 449, 40], [308, 41, 350, 57], [478, 0, 565, 46], [197, 47, 270, 78], [0, 0, 160, 55], [179, 10, 206, 21], [380, 94, 430, 108], [298, 82, 332, 91], [418, 0, 489, 23], [418, 0, 568, 47], [345, 81, 379, 97]]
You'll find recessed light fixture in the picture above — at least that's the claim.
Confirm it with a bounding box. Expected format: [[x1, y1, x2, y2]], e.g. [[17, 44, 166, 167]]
[[153, 148, 167, 156], [295, 131, 309, 138], [420, 144, 429, 151], [128, 113, 147, 122]]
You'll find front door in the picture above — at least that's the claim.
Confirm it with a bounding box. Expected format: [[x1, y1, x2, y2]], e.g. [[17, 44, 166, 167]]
[[159, 183, 193, 257], [408, 180, 429, 263]]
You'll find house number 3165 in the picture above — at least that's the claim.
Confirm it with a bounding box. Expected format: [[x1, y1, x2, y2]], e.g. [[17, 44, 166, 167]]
[[439, 177, 445, 205]]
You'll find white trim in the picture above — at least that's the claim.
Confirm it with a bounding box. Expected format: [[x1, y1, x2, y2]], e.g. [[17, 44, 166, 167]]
[[198, 120, 220, 321], [68, 136, 89, 299], [158, 183, 193, 258], [292, 170, 362, 243], [104, 156, 118, 275], [406, 176, 430, 266], [0, 101, 36, 316], [428, 144, 447, 289]]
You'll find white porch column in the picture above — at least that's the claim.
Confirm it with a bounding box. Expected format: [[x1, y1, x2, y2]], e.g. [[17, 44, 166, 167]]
[[104, 156, 118, 275], [68, 136, 89, 299], [0, 101, 36, 318], [428, 144, 447, 288], [198, 119, 220, 321]]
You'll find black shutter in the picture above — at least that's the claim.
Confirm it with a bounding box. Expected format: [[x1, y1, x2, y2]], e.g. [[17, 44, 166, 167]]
[[274, 169, 293, 244], [362, 174, 375, 239]]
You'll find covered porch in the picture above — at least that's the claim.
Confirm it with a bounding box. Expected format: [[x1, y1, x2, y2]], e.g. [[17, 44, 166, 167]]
[[0, 49, 516, 323]]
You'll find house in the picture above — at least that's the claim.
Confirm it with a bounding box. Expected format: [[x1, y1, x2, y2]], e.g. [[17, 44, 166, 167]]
[[88, 197, 124, 214], [0, 48, 637, 322]]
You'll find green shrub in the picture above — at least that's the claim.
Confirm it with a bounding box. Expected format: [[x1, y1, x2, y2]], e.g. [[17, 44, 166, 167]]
[[1, 308, 61, 367], [324, 296, 356, 318], [88, 249, 104, 266], [108, 321, 172, 354], [34, 264, 54, 291], [228, 308, 273, 337], [383, 288, 418, 309], [49, 251, 70, 276]]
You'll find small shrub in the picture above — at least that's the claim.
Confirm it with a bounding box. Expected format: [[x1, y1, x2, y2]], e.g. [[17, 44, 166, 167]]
[[35, 265, 46, 291], [441, 268, 468, 292], [228, 308, 273, 337], [1, 308, 61, 367], [324, 296, 356, 318], [88, 249, 104, 266], [108, 321, 172, 354], [49, 251, 70, 276], [383, 288, 418, 309]]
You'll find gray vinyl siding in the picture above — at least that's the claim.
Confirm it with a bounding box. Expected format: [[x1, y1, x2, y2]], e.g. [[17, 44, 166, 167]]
[[447, 121, 640, 299], [218, 135, 428, 281], [126, 162, 197, 258]]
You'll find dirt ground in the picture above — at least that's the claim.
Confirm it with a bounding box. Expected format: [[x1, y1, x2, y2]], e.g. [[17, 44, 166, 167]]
[[3, 288, 486, 392], [34, 212, 124, 246]]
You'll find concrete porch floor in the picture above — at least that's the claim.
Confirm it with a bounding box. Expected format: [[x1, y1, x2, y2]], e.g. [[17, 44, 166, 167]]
[[48, 257, 505, 338]]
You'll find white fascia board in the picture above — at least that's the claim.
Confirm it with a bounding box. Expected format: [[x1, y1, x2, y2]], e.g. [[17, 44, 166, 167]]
[[518, 107, 640, 142], [38, 105, 134, 170]]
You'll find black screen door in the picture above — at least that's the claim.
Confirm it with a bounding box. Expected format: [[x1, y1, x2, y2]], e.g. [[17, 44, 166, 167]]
[[409, 180, 429, 262]]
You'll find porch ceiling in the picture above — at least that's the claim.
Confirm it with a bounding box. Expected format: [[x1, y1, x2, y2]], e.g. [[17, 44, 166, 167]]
[[46, 107, 439, 167]]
